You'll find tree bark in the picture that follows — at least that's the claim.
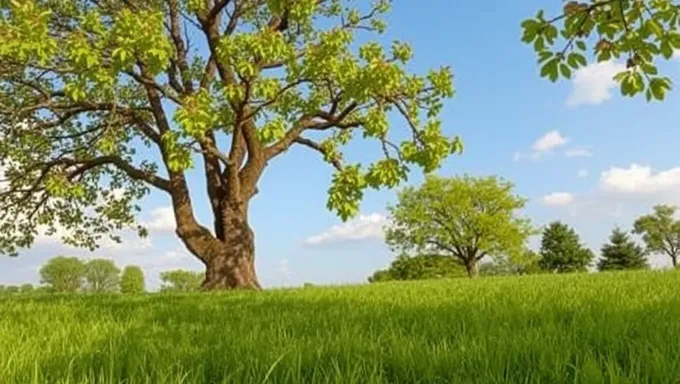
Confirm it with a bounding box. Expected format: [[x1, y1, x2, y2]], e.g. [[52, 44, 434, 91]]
[[464, 258, 479, 278], [672, 255, 678, 268]]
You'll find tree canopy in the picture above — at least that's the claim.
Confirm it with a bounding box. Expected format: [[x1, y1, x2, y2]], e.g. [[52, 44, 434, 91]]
[[522, 0, 680, 101], [598, 227, 648, 271], [160, 269, 203, 292], [633, 205, 680, 267], [84, 258, 121, 292], [39, 256, 86, 293], [0, 0, 460, 289], [539, 221, 594, 273], [385, 175, 534, 278], [119, 265, 145, 294]]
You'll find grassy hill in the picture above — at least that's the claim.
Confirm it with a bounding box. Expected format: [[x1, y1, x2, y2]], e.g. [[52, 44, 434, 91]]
[[1, 270, 679, 383]]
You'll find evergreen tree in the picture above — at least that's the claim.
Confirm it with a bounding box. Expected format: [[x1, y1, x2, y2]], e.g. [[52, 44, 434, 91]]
[[539, 221, 594, 273], [598, 228, 649, 271]]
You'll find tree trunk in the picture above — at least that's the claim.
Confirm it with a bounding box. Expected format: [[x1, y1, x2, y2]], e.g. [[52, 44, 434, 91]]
[[464, 258, 479, 278], [672, 255, 678, 268]]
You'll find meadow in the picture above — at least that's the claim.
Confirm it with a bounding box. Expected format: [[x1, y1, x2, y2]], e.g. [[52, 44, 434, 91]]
[[1, 270, 679, 384]]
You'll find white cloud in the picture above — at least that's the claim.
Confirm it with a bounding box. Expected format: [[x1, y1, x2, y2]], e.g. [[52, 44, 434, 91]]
[[304, 213, 389, 246], [565, 147, 593, 157], [577, 169, 589, 178], [674, 50, 680, 60], [599, 164, 680, 195], [567, 61, 626, 107], [542, 192, 575, 206], [144, 206, 176, 232], [533, 130, 569, 152]]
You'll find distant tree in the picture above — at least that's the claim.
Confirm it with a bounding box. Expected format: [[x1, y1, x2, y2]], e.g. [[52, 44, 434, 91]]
[[5, 285, 19, 294], [160, 270, 203, 292], [598, 227, 649, 271], [84, 259, 121, 293], [34, 286, 55, 294], [39, 256, 86, 293], [633, 205, 680, 268], [368, 253, 467, 283], [303, 282, 315, 288], [479, 249, 542, 277], [385, 175, 534, 278], [19, 283, 34, 294], [120, 265, 146, 294], [539, 222, 594, 273], [0, 285, 4, 294]]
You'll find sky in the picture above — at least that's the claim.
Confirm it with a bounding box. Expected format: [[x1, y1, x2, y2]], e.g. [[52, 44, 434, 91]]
[[2, 1, 680, 290]]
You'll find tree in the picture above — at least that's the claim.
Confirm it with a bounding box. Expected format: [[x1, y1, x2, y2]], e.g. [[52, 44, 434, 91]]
[[5, 285, 19, 294], [39, 256, 86, 293], [160, 269, 203, 292], [368, 253, 467, 283], [84, 259, 121, 293], [479, 249, 542, 277], [19, 283, 34, 293], [385, 175, 534, 278], [522, 1, 678, 101], [598, 227, 648, 271], [0, 1, 461, 290], [538, 222, 594, 273], [633, 205, 680, 268], [120, 265, 146, 294]]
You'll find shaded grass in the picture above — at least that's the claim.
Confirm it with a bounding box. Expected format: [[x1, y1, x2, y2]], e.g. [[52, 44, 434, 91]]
[[1, 270, 680, 383]]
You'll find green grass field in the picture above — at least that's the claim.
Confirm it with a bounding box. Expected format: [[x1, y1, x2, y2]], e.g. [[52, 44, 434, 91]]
[[1, 270, 679, 384]]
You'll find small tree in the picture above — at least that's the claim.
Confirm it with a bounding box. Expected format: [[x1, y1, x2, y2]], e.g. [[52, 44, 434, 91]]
[[40, 256, 86, 293], [19, 283, 34, 294], [539, 222, 594, 273], [385, 175, 534, 278], [160, 270, 203, 292], [480, 249, 542, 277], [633, 205, 680, 268], [84, 259, 121, 293], [368, 253, 467, 283], [120, 265, 146, 294], [598, 227, 648, 271]]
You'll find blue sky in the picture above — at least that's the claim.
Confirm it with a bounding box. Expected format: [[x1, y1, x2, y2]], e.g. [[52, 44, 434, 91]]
[[2, 1, 680, 290]]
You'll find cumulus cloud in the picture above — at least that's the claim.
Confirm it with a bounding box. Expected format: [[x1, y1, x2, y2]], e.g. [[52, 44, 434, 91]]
[[566, 61, 626, 107], [599, 164, 680, 196], [304, 213, 389, 246], [143, 206, 176, 232], [542, 192, 575, 206], [577, 169, 589, 178], [565, 147, 593, 157], [515, 130, 569, 161]]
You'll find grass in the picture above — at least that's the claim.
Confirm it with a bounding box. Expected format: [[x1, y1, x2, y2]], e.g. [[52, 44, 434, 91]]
[[1, 270, 680, 383]]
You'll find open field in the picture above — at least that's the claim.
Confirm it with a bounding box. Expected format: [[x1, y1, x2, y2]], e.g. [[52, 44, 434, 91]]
[[1, 270, 679, 383]]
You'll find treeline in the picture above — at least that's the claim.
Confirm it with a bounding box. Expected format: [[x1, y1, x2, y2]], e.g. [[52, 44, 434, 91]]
[[0, 256, 205, 295], [370, 175, 680, 283]]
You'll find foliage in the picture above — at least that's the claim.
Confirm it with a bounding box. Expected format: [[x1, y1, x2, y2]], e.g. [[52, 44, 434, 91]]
[[479, 249, 543, 277], [84, 259, 121, 293], [19, 283, 34, 293], [368, 253, 467, 283], [385, 175, 534, 277], [119, 265, 145, 294], [0, 0, 460, 269], [598, 227, 648, 271], [39, 256, 86, 293], [522, 0, 679, 101], [159, 270, 203, 292], [1, 271, 680, 382], [633, 205, 680, 267], [539, 221, 594, 273]]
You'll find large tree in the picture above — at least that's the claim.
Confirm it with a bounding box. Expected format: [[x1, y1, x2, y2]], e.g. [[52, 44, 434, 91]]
[[84, 258, 121, 292], [39, 256, 86, 293], [633, 205, 680, 267], [598, 227, 648, 271], [522, 1, 680, 101], [538, 221, 594, 273], [385, 175, 534, 278], [0, 1, 461, 290]]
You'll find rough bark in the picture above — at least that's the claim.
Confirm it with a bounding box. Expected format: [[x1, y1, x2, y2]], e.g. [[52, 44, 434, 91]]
[[464, 258, 479, 278]]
